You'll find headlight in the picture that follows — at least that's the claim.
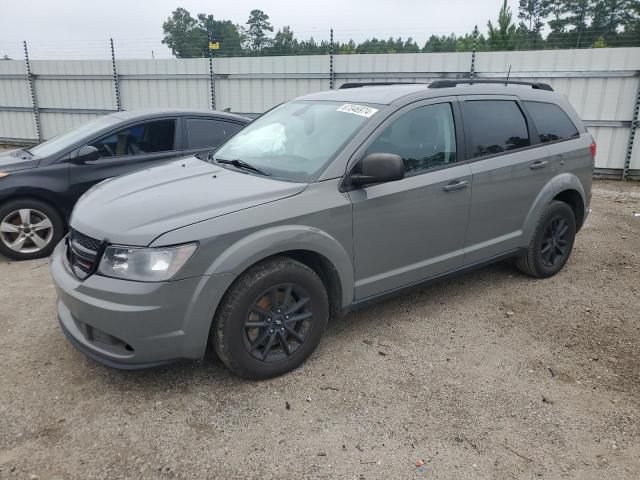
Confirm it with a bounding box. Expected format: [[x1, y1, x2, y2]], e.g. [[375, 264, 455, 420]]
[[0, 172, 9, 179], [97, 243, 197, 282]]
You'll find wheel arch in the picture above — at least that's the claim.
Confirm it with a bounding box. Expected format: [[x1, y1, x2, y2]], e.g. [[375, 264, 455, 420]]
[[204, 225, 354, 313], [553, 189, 586, 231], [0, 193, 69, 228], [522, 173, 587, 244]]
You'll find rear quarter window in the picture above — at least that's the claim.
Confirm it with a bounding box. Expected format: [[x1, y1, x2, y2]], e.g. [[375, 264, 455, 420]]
[[524, 101, 579, 143]]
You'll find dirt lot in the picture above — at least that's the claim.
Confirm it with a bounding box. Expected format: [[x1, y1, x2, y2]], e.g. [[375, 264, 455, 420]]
[[0, 179, 639, 480]]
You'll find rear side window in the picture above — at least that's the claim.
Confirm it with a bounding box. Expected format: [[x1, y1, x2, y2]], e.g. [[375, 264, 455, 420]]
[[91, 119, 176, 158], [187, 118, 243, 149], [524, 101, 579, 143], [461, 100, 530, 158]]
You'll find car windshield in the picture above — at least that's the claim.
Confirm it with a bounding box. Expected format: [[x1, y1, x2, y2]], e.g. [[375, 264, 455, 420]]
[[213, 100, 380, 182], [28, 115, 120, 158]]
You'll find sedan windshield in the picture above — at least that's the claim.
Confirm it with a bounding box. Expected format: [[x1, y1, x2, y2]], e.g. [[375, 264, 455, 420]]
[[213, 101, 380, 182], [29, 115, 120, 158]]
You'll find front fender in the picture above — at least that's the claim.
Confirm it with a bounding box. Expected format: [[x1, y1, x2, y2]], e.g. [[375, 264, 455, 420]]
[[204, 225, 354, 308], [521, 173, 586, 244]]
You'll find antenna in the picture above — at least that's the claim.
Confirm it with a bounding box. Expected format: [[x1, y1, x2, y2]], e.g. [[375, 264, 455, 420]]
[[505, 65, 512, 86]]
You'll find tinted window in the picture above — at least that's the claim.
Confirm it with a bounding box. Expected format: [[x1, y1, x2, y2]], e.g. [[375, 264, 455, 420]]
[[187, 118, 243, 148], [91, 119, 175, 158], [524, 101, 579, 143], [368, 103, 457, 174], [461, 100, 530, 158]]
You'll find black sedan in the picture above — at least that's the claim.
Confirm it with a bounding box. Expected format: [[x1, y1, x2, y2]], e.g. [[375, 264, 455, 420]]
[[0, 109, 250, 260]]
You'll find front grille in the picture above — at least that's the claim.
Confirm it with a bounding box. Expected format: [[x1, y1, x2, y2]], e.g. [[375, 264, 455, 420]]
[[72, 230, 102, 252], [67, 229, 103, 280]]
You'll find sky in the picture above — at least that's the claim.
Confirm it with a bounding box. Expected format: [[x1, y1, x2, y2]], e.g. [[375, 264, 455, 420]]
[[0, 0, 520, 59]]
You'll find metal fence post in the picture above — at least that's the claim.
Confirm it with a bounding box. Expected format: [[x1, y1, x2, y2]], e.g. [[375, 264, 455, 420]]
[[329, 28, 335, 89], [209, 34, 216, 110], [623, 75, 640, 180], [470, 25, 478, 80], [23, 41, 41, 142], [110, 38, 122, 111]]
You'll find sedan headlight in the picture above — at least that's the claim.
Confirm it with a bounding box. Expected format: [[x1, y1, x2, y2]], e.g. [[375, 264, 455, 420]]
[[97, 243, 197, 282]]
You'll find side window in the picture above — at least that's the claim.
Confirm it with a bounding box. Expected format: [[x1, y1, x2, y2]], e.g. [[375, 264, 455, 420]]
[[90, 119, 176, 158], [461, 100, 530, 158], [187, 118, 243, 149], [368, 103, 457, 174], [524, 101, 579, 143]]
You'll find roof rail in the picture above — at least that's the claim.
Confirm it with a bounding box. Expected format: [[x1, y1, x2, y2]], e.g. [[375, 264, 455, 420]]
[[428, 79, 554, 91], [338, 82, 425, 89]]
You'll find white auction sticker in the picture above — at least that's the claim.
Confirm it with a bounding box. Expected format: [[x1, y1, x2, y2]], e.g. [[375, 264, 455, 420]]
[[336, 103, 378, 118]]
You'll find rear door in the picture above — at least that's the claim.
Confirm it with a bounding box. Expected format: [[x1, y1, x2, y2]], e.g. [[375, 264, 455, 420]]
[[349, 98, 472, 299], [68, 117, 181, 201], [459, 95, 552, 264], [182, 117, 245, 157]]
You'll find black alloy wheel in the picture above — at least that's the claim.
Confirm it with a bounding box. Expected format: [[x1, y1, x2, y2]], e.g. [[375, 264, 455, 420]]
[[243, 284, 313, 362]]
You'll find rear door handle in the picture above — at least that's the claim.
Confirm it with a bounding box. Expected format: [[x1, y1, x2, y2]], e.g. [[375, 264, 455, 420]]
[[530, 160, 548, 170], [443, 180, 469, 192]]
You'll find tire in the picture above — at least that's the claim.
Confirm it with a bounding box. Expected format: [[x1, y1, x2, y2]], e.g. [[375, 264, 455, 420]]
[[0, 199, 65, 261], [516, 200, 576, 278], [212, 256, 329, 379]]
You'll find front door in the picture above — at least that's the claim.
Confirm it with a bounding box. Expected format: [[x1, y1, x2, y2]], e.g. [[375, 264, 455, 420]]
[[349, 100, 472, 300], [68, 118, 181, 203]]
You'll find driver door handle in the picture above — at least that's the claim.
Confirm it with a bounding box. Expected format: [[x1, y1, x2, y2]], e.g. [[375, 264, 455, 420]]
[[530, 160, 548, 170], [443, 180, 469, 192]]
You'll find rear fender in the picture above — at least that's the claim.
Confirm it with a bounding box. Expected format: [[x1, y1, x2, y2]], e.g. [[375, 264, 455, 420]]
[[521, 173, 586, 244]]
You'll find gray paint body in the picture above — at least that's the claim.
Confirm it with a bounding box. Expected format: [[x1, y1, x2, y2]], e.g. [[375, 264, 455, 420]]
[[50, 84, 593, 368]]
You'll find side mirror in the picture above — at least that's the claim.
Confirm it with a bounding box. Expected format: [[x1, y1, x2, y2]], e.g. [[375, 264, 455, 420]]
[[73, 145, 100, 164], [350, 153, 404, 187]]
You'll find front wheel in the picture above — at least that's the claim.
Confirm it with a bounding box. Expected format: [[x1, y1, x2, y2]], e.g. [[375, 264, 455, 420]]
[[516, 200, 576, 278], [212, 257, 329, 379], [0, 199, 65, 261]]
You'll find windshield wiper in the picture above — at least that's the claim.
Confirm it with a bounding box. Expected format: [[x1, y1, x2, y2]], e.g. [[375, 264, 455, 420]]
[[214, 158, 270, 176]]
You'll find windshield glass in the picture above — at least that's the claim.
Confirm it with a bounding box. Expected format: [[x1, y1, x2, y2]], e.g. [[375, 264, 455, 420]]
[[213, 100, 380, 182], [29, 115, 120, 158]]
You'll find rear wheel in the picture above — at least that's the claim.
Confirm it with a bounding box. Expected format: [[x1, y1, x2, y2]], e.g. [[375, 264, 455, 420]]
[[0, 199, 65, 260], [212, 257, 329, 379], [516, 200, 576, 278]]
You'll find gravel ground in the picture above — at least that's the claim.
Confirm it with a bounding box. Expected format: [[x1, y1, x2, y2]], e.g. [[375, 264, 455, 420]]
[[0, 179, 639, 480]]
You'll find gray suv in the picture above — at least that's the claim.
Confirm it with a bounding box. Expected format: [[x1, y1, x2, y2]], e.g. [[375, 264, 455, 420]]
[[50, 80, 594, 379]]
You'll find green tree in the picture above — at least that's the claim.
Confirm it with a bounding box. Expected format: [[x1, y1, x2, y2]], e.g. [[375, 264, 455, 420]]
[[564, 0, 593, 47], [162, 8, 245, 58], [518, 0, 551, 48], [162, 8, 203, 58], [269, 26, 297, 55], [196, 14, 244, 57], [338, 39, 357, 54], [245, 9, 273, 52], [487, 0, 521, 50]]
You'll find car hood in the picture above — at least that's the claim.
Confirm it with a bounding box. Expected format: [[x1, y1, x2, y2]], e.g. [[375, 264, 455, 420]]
[[70, 156, 308, 246], [0, 150, 40, 172]]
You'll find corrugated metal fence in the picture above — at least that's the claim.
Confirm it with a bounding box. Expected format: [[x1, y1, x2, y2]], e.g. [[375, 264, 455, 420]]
[[1, 48, 639, 178]]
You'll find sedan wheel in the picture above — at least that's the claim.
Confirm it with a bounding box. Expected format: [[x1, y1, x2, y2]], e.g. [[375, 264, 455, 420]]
[[0, 200, 64, 260], [1, 209, 54, 254]]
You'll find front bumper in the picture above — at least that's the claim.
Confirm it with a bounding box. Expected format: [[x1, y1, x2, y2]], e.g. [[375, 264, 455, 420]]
[[50, 240, 235, 369]]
